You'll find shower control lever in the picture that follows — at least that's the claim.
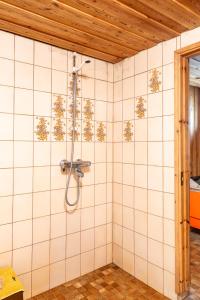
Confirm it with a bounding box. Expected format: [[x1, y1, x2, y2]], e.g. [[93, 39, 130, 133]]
[[60, 159, 91, 177]]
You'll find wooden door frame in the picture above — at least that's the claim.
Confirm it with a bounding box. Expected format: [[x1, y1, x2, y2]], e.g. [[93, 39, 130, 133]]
[[175, 41, 200, 295]]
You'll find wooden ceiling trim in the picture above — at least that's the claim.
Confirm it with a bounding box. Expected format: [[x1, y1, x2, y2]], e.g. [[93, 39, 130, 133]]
[[0, 1, 136, 59], [118, 0, 188, 33], [2, 0, 156, 51], [133, 0, 200, 29], [0, 19, 120, 63], [58, 0, 178, 41]]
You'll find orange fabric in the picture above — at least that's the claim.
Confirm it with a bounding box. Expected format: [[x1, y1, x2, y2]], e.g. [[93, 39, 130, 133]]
[[190, 191, 200, 229]]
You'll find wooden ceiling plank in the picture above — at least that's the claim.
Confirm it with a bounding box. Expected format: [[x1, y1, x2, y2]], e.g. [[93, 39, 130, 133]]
[[173, 0, 200, 18], [1, 0, 156, 51], [133, 0, 200, 29], [118, 0, 187, 33], [0, 18, 121, 63], [58, 0, 177, 42], [0, 1, 136, 58]]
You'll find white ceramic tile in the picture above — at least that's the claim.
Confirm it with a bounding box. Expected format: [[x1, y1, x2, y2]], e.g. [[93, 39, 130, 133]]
[[34, 42, 51, 68], [164, 219, 175, 246], [113, 203, 122, 226], [135, 233, 147, 259], [164, 167, 174, 193], [82, 56, 94, 78], [148, 190, 163, 217], [95, 100, 107, 121], [123, 185, 134, 208], [123, 77, 134, 100], [108, 63, 113, 82], [114, 81, 122, 102], [163, 89, 174, 116], [81, 250, 94, 275], [148, 43, 162, 69], [15, 62, 33, 89], [148, 263, 163, 294], [123, 227, 134, 253], [52, 47, 68, 72], [163, 141, 174, 167], [135, 142, 147, 164], [164, 271, 176, 300], [95, 183, 106, 206], [33, 166, 50, 192], [0, 58, 14, 86], [66, 255, 80, 282], [163, 38, 176, 65], [34, 66, 51, 92], [52, 70, 67, 95], [0, 113, 13, 141], [0, 31, 14, 59], [123, 206, 134, 230], [135, 256, 147, 283], [0, 251, 12, 267], [95, 225, 107, 248], [13, 194, 32, 222], [95, 246, 107, 269], [33, 216, 50, 243], [113, 223, 122, 246], [135, 210, 147, 236], [164, 193, 174, 220], [123, 142, 134, 164], [51, 165, 66, 190], [13, 246, 32, 275], [0, 196, 12, 225], [95, 204, 107, 226], [34, 91, 51, 117], [14, 168, 32, 194], [148, 117, 162, 141], [14, 141, 33, 167], [15, 36, 33, 63], [135, 165, 147, 188], [32, 241, 50, 270], [51, 189, 65, 214], [113, 243, 122, 268], [135, 50, 147, 74], [18, 273, 31, 300], [114, 61, 122, 82], [148, 92, 162, 117], [95, 163, 106, 184], [67, 209, 80, 234], [66, 232, 80, 258], [14, 115, 33, 141], [95, 80, 107, 101], [135, 187, 147, 212], [13, 219, 32, 249], [34, 142, 50, 166], [15, 88, 33, 115], [51, 212, 66, 239], [0, 141, 13, 168], [82, 77, 94, 99], [123, 56, 134, 79], [0, 86, 14, 113], [163, 63, 174, 90], [95, 59, 107, 80], [164, 244, 175, 274], [32, 266, 49, 297], [148, 214, 163, 242], [123, 164, 134, 186], [0, 224, 12, 253], [135, 119, 147, 142], [181, 27, 200, 47], [50, 260, 65, 289], [0, 168, 13, 196], [50, 236, 66, 263], [33, 191, 50, 218], [148, 238, 163, 267], [148, 142, 162, 166], [163, 115, 174, 141], [148, 166, 163, 191], [135, 72, 147, 97]]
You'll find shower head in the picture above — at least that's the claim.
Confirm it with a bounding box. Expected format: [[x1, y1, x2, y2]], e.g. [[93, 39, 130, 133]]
[[72, 59, 91, 73]]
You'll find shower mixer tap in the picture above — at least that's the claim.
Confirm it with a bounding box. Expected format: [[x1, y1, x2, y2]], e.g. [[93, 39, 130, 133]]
[[60, 159, 91, 177]]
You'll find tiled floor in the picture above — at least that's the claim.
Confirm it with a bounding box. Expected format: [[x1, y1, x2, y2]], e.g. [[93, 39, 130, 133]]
[[30, 264, 168, 300], [187, 231, 200, 300]]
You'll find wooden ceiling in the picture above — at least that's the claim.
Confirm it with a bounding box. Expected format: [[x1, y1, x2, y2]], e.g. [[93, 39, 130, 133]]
[[0, 0, 200, 63]]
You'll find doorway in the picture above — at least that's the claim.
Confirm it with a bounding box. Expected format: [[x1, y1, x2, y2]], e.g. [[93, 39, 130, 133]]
[[175, 42, 200, 297]]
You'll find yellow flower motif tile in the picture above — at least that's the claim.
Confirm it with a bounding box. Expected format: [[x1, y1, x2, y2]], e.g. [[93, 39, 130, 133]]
[[52, 95, 66, 118], [135, 96, 146, 119], [123, 121, 133, 142], [96, 122, 106, 142], [83, 99, 94, 142], [149, 68, 162, 93], [68, 119, 81, 141], [52, 118, 66, 141], [35, 117, 50, 141]]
